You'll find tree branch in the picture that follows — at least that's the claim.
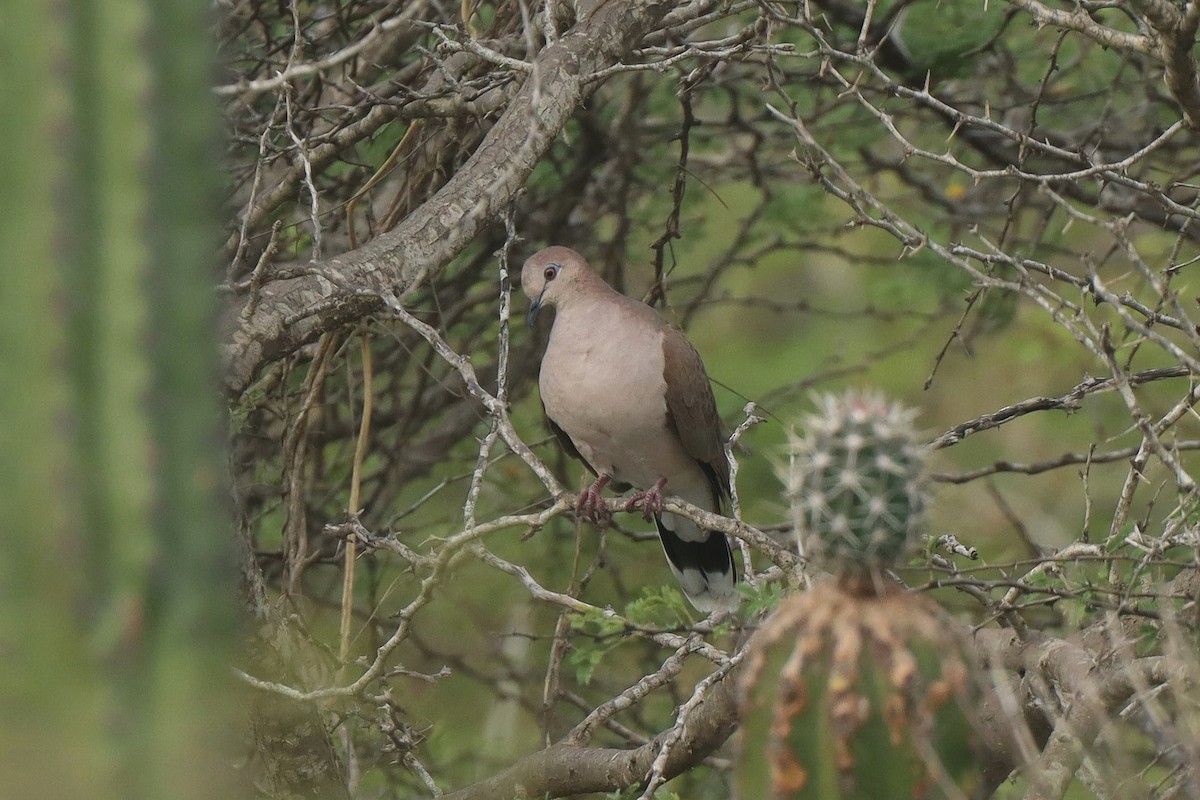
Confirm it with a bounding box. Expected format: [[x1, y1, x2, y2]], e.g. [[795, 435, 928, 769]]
[[440, 671, 738, 800], [222, 0, 670, 398]]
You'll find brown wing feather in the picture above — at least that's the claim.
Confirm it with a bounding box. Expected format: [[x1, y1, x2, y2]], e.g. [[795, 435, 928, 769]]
[[661, 328, 730, 509]]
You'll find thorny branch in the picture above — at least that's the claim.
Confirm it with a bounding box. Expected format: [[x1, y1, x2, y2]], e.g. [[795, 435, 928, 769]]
[[224, 0, 1200, 797]]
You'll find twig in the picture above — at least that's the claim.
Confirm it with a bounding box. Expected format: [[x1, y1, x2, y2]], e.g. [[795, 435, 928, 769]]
[[240, 220, 284, 322], [214, 4, 432, 97], [927, 367, 1191, 450], [283, 81, 323, 259], [567, 641, 697, 745], [934, 533, 979, 560], [636, 649, 744, 799], [725, 402, 766, 585], [339, 333, 373, 668], [282, 332, 342, 593]]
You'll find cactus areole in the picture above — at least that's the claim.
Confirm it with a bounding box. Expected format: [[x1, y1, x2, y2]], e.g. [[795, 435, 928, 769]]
[[783, 391, 927, 577]]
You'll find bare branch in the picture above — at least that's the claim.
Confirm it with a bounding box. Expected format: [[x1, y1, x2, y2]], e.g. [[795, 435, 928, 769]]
[[224, 0, 672, 397], [439, 670, 738, 800]]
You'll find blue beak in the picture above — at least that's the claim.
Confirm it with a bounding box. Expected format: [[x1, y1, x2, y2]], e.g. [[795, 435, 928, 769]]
[[527, 284, 548, 329]]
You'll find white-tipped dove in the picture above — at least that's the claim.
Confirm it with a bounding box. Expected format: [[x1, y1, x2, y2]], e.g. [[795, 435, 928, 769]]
[[522, 246, 738, 613]]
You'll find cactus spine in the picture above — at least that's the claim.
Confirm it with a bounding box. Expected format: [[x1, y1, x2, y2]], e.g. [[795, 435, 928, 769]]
[[783, 391, 926, 576], [737, 391, 978, 799]]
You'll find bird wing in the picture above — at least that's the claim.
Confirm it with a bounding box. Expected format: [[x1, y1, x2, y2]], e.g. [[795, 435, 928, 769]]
[[661, 327, 730, 509]]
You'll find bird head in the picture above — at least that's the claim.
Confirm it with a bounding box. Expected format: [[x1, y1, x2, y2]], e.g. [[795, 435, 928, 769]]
[[521, 246, 591, 328]]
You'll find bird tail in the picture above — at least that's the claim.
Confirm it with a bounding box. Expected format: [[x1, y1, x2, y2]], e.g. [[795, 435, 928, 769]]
[[654, 514, 738, 613]]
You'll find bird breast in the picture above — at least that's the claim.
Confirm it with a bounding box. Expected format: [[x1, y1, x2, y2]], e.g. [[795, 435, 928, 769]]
[[540, 303, 678, 487]]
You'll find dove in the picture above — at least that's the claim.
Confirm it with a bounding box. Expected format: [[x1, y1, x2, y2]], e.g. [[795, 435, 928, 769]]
[[523, 246, 737, 612]]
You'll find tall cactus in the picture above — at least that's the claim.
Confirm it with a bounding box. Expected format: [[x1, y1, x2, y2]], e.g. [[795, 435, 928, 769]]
[[0, 2, 241, 798], [737, 391, 979, 799]]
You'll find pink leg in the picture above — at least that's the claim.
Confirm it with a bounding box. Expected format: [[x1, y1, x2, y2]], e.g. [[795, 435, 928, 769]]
[[576, 474, 612, 525], [624, 477, 668, 521]]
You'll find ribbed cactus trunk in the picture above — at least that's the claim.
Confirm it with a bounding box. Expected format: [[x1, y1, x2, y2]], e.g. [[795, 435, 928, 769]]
[[737, 392, 980, 799], [0, 2, 240, 798], [738, 585, 979, 799]]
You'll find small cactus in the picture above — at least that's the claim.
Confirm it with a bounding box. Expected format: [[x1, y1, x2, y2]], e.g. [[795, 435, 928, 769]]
[[782, 391, 927, 576], [737, 391, 978, 799]]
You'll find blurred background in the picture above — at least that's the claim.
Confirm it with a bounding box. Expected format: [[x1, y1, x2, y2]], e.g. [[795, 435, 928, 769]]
[[7, 0, 1200, 797]]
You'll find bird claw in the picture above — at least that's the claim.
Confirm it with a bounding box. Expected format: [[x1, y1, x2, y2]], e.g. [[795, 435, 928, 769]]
[[575, 475, 612, 525], [624, 478, 668, 521]]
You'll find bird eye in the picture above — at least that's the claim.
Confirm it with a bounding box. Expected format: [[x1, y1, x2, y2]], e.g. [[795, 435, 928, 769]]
[[543, 264, 560, 281]]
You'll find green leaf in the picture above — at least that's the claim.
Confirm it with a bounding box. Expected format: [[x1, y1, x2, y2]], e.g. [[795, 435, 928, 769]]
[[740, 580, 786, 616], [566, 643, 607, 686], [626, 586, 692, 627]]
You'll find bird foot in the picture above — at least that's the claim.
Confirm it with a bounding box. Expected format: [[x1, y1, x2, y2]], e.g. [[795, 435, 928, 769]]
[[624, 477, 668, 521], [575, 475, 612, 525]]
